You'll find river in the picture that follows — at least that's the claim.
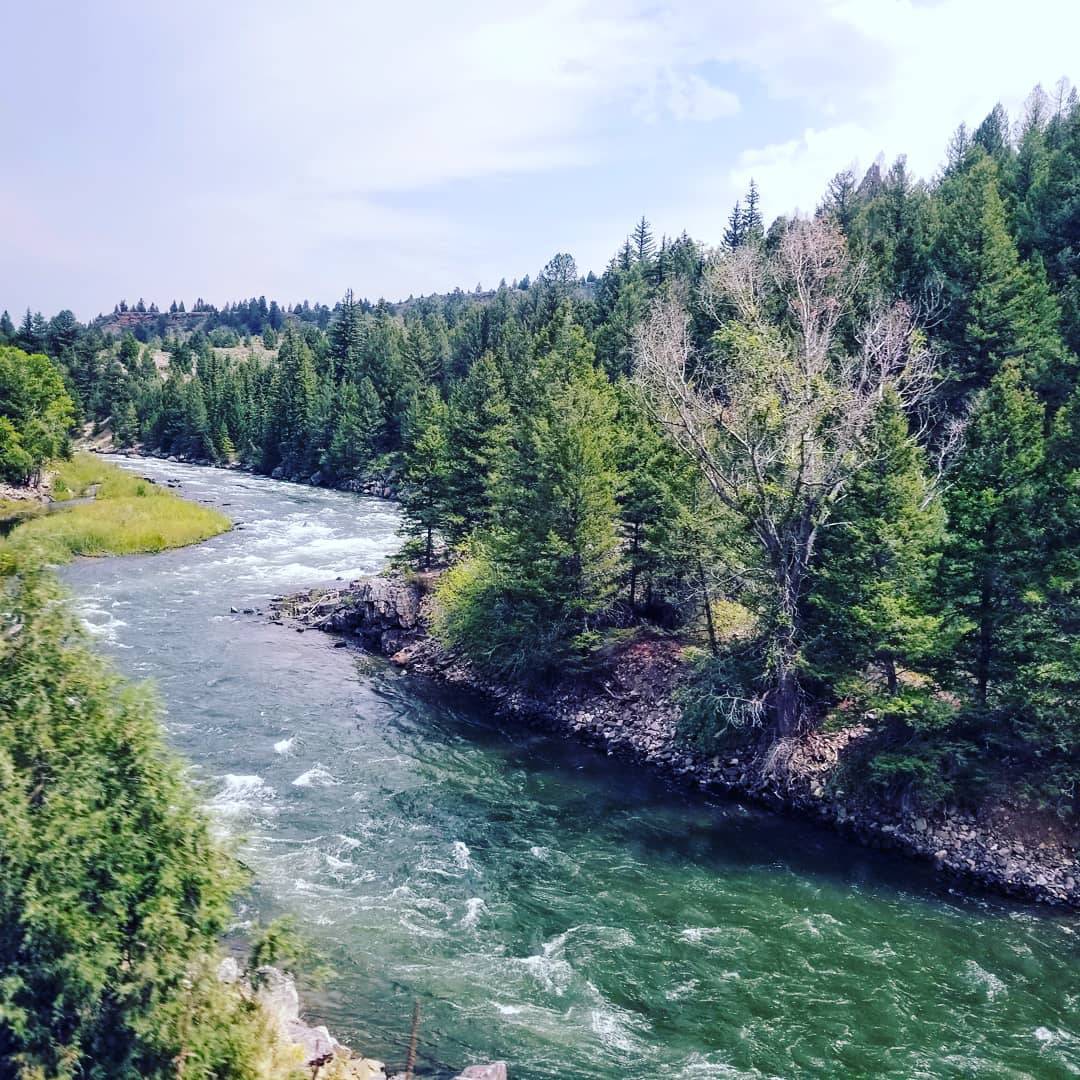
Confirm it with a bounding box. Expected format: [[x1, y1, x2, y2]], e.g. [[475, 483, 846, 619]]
[[60, 456, 1079, 1079]]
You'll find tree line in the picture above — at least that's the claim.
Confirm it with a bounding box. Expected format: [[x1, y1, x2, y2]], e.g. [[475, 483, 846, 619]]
[[4, 81, 1080, 815]]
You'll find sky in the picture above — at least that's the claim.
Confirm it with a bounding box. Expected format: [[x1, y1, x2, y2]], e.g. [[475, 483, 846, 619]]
[[1, 0, 1077, 320]]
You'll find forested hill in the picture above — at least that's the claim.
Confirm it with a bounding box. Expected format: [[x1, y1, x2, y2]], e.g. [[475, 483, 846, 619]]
[[77, 271, 594, 346], [4, 82, 1080, 820]]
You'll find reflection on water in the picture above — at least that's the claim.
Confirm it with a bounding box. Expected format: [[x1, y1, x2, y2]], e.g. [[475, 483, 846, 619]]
[[61, 457, 1080, 1079]]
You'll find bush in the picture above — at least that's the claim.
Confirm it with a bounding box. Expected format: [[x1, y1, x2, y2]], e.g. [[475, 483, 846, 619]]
[[676, 644, 770, 751], [0, 554, 294, 1078], [432, 552, 591, 683]]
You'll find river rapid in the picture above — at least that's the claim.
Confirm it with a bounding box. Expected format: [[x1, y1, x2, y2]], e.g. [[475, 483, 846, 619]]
[[60, 456, 1079, 1079]]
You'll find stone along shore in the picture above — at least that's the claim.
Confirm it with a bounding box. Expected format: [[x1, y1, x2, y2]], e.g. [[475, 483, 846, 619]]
[[269, 574, 1080, 911]]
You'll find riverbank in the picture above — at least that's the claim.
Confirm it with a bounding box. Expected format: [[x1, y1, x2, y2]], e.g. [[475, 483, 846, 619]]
[[4, 453, 232, 561], [273, 573, 1080, 911]]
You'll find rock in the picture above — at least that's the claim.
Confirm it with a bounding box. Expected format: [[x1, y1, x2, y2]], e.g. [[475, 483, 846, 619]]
[[217, 956, 241, 984], [286, 1019, 339, 1064], [256, 966, 299, 1025], [455, 1065, 509, 1080]]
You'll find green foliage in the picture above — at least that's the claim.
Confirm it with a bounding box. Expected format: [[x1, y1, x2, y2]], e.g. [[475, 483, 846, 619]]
[[0, 554, 291, 1079], [13, 83, 1080, 817], [939, 364, 1046, 707], [398, 387, 450, 567], [434, 323, 622, 679], [803, 395, 945, 698], [0, 347, 75, 483]]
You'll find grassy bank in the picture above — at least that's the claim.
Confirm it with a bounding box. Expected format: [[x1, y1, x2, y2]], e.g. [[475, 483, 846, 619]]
[[6, 453, 231, 561]]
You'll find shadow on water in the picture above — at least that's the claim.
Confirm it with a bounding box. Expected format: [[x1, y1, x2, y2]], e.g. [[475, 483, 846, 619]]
[[369, 670, 1044, 922]]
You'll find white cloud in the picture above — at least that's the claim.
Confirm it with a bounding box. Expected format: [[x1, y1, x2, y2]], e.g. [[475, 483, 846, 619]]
[[2, 0, 1077, 314], [660, 0, 1080, 245]]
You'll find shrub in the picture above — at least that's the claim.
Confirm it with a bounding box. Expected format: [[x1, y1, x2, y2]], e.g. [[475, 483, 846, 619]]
[[0, 554, 294, 1078]]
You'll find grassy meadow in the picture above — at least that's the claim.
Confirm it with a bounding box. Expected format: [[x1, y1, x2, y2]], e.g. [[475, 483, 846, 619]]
[[6, 453, 231, 561]]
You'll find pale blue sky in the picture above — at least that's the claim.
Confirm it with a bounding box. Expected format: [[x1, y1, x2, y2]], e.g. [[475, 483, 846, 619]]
[[2, 0, 1076, 319]]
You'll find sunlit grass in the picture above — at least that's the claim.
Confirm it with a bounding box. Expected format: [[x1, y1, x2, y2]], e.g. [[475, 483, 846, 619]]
[[0, 498, 43, 524], [7, 453, 231, 562]]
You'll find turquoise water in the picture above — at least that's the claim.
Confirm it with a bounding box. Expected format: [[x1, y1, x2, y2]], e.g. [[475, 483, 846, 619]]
[[62, 458, 1080, 1079]]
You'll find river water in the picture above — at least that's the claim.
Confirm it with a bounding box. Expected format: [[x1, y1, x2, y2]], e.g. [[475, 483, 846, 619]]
[[61, 457, 1079, 1079]]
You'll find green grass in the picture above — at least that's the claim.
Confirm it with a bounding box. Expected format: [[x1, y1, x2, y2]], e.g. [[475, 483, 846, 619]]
[[6, 453, 231, 562], [0, 497, 44, 525]]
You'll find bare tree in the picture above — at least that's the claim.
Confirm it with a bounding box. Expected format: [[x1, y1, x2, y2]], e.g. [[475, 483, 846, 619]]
[[635, 218, 936, 735]]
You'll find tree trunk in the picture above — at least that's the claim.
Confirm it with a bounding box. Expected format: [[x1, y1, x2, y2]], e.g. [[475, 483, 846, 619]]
[[697, 559, 719, 655], [774, 664, 800, 736], [976, 570, 993, 708], [882, 652, 898, 696]]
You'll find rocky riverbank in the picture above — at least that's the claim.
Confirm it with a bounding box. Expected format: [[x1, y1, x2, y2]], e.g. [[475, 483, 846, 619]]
[[272, 573, 1080, 911], [235, 963, 506, 1080]]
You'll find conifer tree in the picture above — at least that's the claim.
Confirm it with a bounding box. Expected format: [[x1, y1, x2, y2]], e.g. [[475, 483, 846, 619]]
[[442, 353, 511, 543], [723, 201, 744, 250], [932, 153, 1071, 408], [803, 395, 944, 697], [399, 387, 450, 567], [263, 328, 317, 475], [940, 363, 1046, 707], [320, 377, 383, 480], [435, 322, 622, 678], [631, 216, 655, 262], [742, 179, 764, 242]]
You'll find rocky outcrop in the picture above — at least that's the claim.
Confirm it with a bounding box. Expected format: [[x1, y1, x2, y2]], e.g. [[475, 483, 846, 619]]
[[271, 575, 423, 654], [272, 573, 1080, 910], [218, 961, 386, 1079]]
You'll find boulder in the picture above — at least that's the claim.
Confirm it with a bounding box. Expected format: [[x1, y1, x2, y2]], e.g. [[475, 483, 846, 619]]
[[325, 575, 423, 654]]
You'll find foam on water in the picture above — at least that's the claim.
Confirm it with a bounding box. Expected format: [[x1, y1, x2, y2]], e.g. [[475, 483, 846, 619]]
[[963, 959, 1007, 1000], [461, 897, 487, 928], [209, 774, 276, 819], [452, 840, 475, 871], [292, 765, 342, 787], [60, 456, 1080, 1080]]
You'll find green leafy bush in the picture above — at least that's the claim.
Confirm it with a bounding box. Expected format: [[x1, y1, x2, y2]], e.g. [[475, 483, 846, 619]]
[[0, 553, 295, 1078]]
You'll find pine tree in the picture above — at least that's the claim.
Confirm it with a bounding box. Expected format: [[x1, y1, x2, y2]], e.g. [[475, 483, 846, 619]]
[[723, 201, 744, 250], [615, 387, 699, 614], [263, 328, 317, 476], [742, 180, 764, 242], [631, 216, 655, 262], [435, 323, 622, 679], [820, 169, 858, 232], [973, 103, 1012, 164], [940, 363, 1046, 708], [803, 395, 945, 697], [319, 378, 382, 481], [932, 153, 1071, 408], [442, 353, 512, 543], [399, 387, 450, 567], [328, 289, 365, 381]]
